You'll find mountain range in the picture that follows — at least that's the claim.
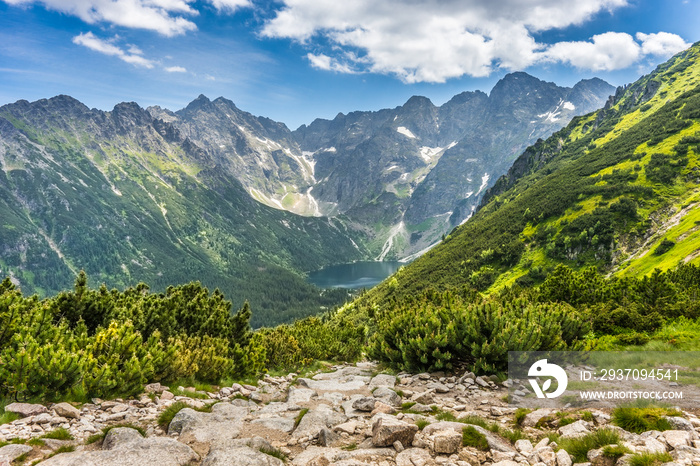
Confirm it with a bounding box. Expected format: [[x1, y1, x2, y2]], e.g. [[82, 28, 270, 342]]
[[0, 72, 614, 325], [355, 41, 700, 308]]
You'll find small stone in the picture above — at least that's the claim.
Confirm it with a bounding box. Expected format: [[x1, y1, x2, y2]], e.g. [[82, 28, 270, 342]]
[[371, 401, 397, 415], [475, 376, 490, 388], [317, 427, 335, 447], [144, 382, 166, 393], [433, 430, 462, 454], [411, 390, 435, 405], [333, 421, 357, 435], [352, 397, 376, 412], [393, 440, 405, 453], [53, 402, 81, 419], [160, 391, 175, 401], [558, 420, 590, 439], [557, 449, 573, 466], [662, 430, 690, 449], [515, 439, 533, 453], [372, 417, 418, 447], [32, 413, 53, 424]]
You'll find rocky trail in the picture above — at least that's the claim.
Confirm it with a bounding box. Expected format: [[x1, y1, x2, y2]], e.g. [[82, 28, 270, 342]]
[[0, 362, 698, 465]]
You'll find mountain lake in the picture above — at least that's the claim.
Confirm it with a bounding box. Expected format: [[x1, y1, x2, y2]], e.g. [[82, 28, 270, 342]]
[[307, 261, 404, 289]]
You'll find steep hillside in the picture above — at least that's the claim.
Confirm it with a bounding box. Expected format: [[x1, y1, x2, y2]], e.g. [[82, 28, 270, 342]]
[[357, 42, 700, 305], [0, 96, 368, 326], [294, 74, 613, 258]]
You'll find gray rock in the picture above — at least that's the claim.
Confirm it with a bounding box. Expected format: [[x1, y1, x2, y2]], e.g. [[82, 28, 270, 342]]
[[369, 374, 397, 390], [557, 449, 573, 466], [410, 389, 435, 405], [395, 448, 432, 466], [373, 387, 401, 407], [202, 445, 284, 466], [663, 416, 695, 432], [352, 397, 376, 412], [393, 440, 404, 453], [662, 430, 691, 449], [427, 382, 450, 393], [432, 429, 462, 454], [522, 408, 555, 427], [293, 404, 347, 439], [423, 421, 516, 453], [297, 376, 368, 392], [558, 420, 591, 439], [318, 427, 335, 447], [515, 439, 534, 453], [33, 412, 53, 424], [475, 376, 490, 387], [371, 416, 418, 447], [39, 428, 198, 466], [0, 444, 33, 462], [53, 402, 81, 420], [144, 383, 167, 393], [251, 416, 296, 433], [287, 387, 317, 404], [671, 445, 700, 463], [5, 402, 47, 417]]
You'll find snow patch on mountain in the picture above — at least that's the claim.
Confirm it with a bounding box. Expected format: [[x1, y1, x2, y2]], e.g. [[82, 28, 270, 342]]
[[396, 126, 416, 139]]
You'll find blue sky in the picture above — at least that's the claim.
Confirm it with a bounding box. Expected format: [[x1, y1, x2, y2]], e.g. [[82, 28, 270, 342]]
[[1, 0, 698, 129]]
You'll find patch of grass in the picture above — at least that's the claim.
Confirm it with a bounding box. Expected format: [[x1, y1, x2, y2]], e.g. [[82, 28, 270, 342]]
[[628, 452, 674, 466], [558, 417, 576, 427], [0, 412, 20, 425], [611, 403, 678, 434], [45, 445, 76, 459], [41, 428, 74, 440], [395, 389, 404, 397], [581, 411, 594, 422], [12, 452, 30, 463], [557, 428, 621, 463], [341, 442, 358, 451], [462, 426, 489, 451], [169, 387, 210, 400], [514, 408, 531, 426], [435, 410, 457, 422], [294, 408, 309, 430], [157, 401, 189, 431], [603, 445, 632, 460], [401, 402, 416, 410], [501, 428, 527, 444], [415, 418, 430, 430], [457, 415, 488, 429], [86, 433, 104, 445], [28, 437, 46, 446], [259, 446, 287, 461]]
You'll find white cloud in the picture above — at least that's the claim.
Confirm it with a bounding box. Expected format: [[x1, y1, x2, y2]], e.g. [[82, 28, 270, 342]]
[[3, 0, 251, 36], [164, 65, 187, 72], [306, 53, 357, 74], [637, 32, 691, 57], [261, 0, 691, 82], [72, 32, 155, 68], [208, 0, 251, 13], [543, 32, 642, 71]]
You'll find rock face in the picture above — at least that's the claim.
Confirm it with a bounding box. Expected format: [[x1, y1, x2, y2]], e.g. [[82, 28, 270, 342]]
[[5, 361, 700, 466], [293, 73, 614, 258], [4, 403, 47, 418]]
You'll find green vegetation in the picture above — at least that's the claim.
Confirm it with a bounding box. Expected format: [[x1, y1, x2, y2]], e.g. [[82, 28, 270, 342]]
[[628, 452, 674, 466], [611, 403, 679, 433], [602, 445, 632, 460], [415, 418, 430, 430], [294, 408, 309, 430], [259, 446, 287, 462], [557, 428, 621, 463], [40, 428, 74, 440], [462, 426, 489, 450], [0, 274, 261, 401]]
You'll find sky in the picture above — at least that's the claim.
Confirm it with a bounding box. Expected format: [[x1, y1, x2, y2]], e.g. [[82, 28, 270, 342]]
[[0, 0, 698, 129]]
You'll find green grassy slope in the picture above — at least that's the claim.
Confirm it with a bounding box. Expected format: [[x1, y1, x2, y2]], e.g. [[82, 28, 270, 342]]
[[355, 42, 700, 307]]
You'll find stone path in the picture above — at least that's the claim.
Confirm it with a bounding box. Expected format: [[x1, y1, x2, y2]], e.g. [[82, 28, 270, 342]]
[[0, 362, 698, 465]]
